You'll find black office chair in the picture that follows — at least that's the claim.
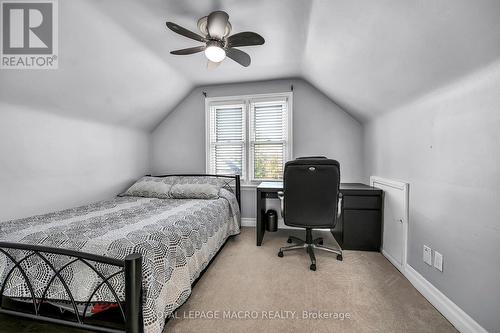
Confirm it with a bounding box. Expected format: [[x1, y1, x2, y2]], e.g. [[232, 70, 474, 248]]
[[277, 157, 343, 271]]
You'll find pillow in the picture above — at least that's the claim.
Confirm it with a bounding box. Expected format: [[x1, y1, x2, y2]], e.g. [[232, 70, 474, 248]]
[[170, 183, 220, 199], [121, 177, 173, 199]]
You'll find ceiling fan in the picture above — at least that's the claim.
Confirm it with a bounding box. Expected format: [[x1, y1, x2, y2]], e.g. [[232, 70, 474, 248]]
[[166, 11, 265, 68]]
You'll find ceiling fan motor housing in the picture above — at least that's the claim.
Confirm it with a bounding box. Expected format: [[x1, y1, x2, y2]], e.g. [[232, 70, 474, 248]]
[[197, 12, 232, 38]]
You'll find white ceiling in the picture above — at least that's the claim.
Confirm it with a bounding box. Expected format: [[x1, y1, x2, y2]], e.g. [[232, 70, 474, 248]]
[[1, 0, 500, 129], [303, 0, 500, 120]]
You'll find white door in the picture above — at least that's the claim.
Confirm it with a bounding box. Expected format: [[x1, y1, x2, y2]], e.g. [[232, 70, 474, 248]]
[[371, 177, 409, 273]]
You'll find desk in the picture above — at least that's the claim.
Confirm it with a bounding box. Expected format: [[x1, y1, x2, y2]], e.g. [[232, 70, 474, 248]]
[[256, 182, 383, 251]]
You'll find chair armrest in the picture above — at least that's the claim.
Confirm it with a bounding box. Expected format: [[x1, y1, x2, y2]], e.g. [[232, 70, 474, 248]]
[[277, 191, 284, 218], [337, 193, 343, 220]]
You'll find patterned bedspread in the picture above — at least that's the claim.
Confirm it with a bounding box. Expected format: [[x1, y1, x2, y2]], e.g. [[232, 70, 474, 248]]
[[0, 189, 240, 333]]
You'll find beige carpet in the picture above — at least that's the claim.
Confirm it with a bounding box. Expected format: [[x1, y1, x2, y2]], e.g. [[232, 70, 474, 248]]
[[0, 227, 457, 333], [164, 227, 457, 333]]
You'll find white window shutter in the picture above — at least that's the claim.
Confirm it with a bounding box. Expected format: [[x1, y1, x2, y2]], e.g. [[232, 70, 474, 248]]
[[250, 98, 289, 181], [208, 104, 246, 177]]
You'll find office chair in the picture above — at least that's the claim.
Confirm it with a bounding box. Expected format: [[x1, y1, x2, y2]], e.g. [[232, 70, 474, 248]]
[[277, 157, 343, 271]]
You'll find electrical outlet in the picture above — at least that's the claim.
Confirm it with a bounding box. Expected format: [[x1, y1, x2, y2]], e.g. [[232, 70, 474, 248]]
[[423, 245, 432, 265], [434, 251, 443, 272]]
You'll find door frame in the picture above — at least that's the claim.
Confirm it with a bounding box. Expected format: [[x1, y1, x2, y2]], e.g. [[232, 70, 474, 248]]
[[370, 176, 409, 274]]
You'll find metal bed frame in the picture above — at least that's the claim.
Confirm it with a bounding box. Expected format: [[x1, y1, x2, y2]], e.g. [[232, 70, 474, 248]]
[[0, 174, 241, 333]]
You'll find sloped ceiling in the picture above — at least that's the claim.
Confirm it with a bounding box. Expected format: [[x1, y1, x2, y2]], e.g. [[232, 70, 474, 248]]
[[1, 0, 500, 129]]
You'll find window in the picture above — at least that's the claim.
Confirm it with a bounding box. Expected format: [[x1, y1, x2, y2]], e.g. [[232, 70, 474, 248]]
[[206, 93, 292, 183], [207, 102, 246, 177]]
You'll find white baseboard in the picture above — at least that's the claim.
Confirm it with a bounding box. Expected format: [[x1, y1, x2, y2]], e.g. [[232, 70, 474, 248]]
[[241, 218, 256, 227], [381, 249, 405, 275], [404, 265, 487, 333]]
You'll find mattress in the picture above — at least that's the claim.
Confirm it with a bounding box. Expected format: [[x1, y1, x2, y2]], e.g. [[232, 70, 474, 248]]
[[0, 188, 240, 333]]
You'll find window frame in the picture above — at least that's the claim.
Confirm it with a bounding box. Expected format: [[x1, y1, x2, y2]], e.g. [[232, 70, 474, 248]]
[[205, 92, 293, 185], [206, 100, 247, 179]]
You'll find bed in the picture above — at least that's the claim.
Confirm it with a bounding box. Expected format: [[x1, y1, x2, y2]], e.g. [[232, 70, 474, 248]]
[[0, 174, 241, 333]]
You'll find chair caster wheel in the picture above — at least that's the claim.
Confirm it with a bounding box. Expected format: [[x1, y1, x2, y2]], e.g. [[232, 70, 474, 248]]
[[310, 264, 316, 271], [287, 238, 292, 243], [278, 251, 283, 257], [337, 254, 343, 261]]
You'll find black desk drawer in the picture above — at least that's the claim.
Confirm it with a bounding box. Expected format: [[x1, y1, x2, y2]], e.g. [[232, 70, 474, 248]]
[[343, 195, 380, 210], [342, 210, 381, 251]]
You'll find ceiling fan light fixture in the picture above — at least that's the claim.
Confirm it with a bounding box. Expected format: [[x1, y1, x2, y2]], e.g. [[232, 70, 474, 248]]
[[205, 43, 226, 62]]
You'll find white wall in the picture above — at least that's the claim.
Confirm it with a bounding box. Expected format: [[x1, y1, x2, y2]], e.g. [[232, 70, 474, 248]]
[[364, 61, 500, 333], [151, 78, 364, 218], [0, 103, 150, 221]]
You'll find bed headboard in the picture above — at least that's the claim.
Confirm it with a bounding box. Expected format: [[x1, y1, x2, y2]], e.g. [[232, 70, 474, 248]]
[[151, 174, 241, 208]]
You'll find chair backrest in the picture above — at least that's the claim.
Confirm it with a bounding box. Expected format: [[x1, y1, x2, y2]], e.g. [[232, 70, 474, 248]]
[[283, 157, 340, 228]]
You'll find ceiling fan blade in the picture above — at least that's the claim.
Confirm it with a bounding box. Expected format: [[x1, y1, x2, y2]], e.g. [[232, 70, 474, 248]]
[[170, 46, 206, 55], [207, 60, 221, 70], [227, 32, 265, 48], [207, 11, 229, 39], [166, 22, 206, 43], [226, 48, 251, 67]]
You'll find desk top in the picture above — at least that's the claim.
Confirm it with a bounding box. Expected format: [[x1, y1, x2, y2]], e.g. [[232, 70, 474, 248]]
[[258, 181, 285, 189], [257, 182, 382, 195]]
